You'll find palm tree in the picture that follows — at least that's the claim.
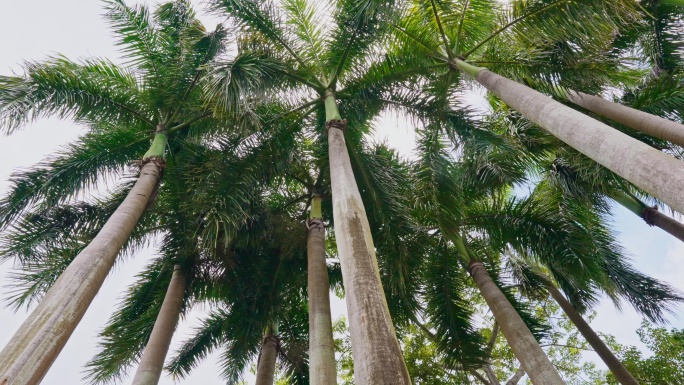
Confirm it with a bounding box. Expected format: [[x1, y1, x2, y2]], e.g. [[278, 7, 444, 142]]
[[0, 2, 269, 379], [305, 192, 337, 385], [129, 264, 186, 385], [507, 253, 682, 385], [0, 128, 275, 384], [256, 322, 280, 385], [389, 0, 684, 215], [409, 125, 565, 383], [207, 0, 416, 381], [166, 204, 311, 384]]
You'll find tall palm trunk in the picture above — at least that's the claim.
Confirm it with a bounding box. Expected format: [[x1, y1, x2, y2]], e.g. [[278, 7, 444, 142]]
[[544, 283, 639, 385], [131, 265, 186, 385], [255, 324, 279, 385], [325, 90, 411, 384], [307, 194, 337, 385], [468, 261, 566, 385], [611, 191, 684, 243], [0, 130, 167, 385], [566, 90, 684, 148], [454, 59, 684, 215]]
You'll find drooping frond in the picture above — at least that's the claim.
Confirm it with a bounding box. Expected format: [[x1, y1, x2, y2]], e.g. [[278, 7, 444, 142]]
[[103, 0, 162, 72], [1, 181, 158, 309], [0, 57, 150, 134], [0, 124, 148, 227], [347, 139, 425, 326], [422, 240, 487, 369]]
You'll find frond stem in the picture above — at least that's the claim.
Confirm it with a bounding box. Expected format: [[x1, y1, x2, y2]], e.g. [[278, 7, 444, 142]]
[[453, 0, 470, 56], [462, 0, 568, 59], [429, 0, 454, 60]]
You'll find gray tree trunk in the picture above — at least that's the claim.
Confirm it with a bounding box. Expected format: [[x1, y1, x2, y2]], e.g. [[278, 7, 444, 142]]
[[566, 90, 684, 148], [505, 365, 526, 385], [307, 195, 337, 385], [131, 266, 186, 385], [469, 261, 565, 385], [0, 159, 164, 385], [546, 284, 639, 385], [456, 60, 684, 215], [255, 333, 278, 385], [326, 91, 411, 385]]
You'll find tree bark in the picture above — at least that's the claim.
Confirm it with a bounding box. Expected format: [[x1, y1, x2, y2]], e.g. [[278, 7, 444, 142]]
[[131, 265, 186, 385], [0, 160, 163, 385], [566, 90, 684, 148], [468, 261, 565, 385], [255, 330, 279, 385], [307, 195, 337, 385], [612, 191, 684, 243], [455, 59, 684, 215], [0, 131, 167, 385], [546, 284, 640, 385], [325, 91, 411, 385]]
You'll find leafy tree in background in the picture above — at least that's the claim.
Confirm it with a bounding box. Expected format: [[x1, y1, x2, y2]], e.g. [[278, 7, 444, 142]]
[[605, 323, 684, 385]]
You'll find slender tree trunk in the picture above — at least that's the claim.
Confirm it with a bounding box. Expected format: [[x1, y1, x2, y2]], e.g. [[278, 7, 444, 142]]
[[612, 191, 684, 243], [469, 369, 493, 385], [0, 131, 167, 385], [307, 194, 337, 385], [505, 365, 525, 385], [131, 265, 186, 385], [545, 284, 639, 385], [468, 261, 565, 385], [325, 90, 411, 384], [255, 324, 279, 385], [455, 59, 684, 215], [483, 322, 500, 385], [565, 90, 684, 148], [483, 366, 499, 385]]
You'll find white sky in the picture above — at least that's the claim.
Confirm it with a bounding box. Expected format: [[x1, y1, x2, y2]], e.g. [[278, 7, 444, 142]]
[[0, 1, 682, 385]]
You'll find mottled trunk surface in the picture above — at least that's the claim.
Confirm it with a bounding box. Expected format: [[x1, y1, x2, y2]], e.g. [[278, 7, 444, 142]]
[[612, 191, 684, 243], [546, 285, 639, 385], [307, 196, 337, 385], [326, 92, 411, 385], [0, 160, 164, 385], [469, 261, 565, 385], [456, 60, 684, 215], [566, 90, 684, 148], [255, 334, 278, 385], [131, 266, 186, 385]]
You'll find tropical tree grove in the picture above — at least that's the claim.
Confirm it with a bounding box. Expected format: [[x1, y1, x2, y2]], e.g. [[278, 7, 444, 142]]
[[0, 0, 683, 384]]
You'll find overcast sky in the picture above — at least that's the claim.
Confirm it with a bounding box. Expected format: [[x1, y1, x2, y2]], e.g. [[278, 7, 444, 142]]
[[0, 1, 682, 385]]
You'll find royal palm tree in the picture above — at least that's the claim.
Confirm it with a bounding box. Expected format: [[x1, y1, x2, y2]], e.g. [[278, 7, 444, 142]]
[[506, 248, 682, 385], [389, 0, 684, 217], [206, 0, 424, 381], [0, 129, 276, 384], [0, 2, 268, 380], [166, 203, 311, 384]]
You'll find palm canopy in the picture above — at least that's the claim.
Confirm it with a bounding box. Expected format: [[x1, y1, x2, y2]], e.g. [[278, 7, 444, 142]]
[[0, 97, 310, 382], [0, 0, 265, 229], [397, 98, 681, 370], [387, 0, 643, 95], [164, 197, 311, 385]]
